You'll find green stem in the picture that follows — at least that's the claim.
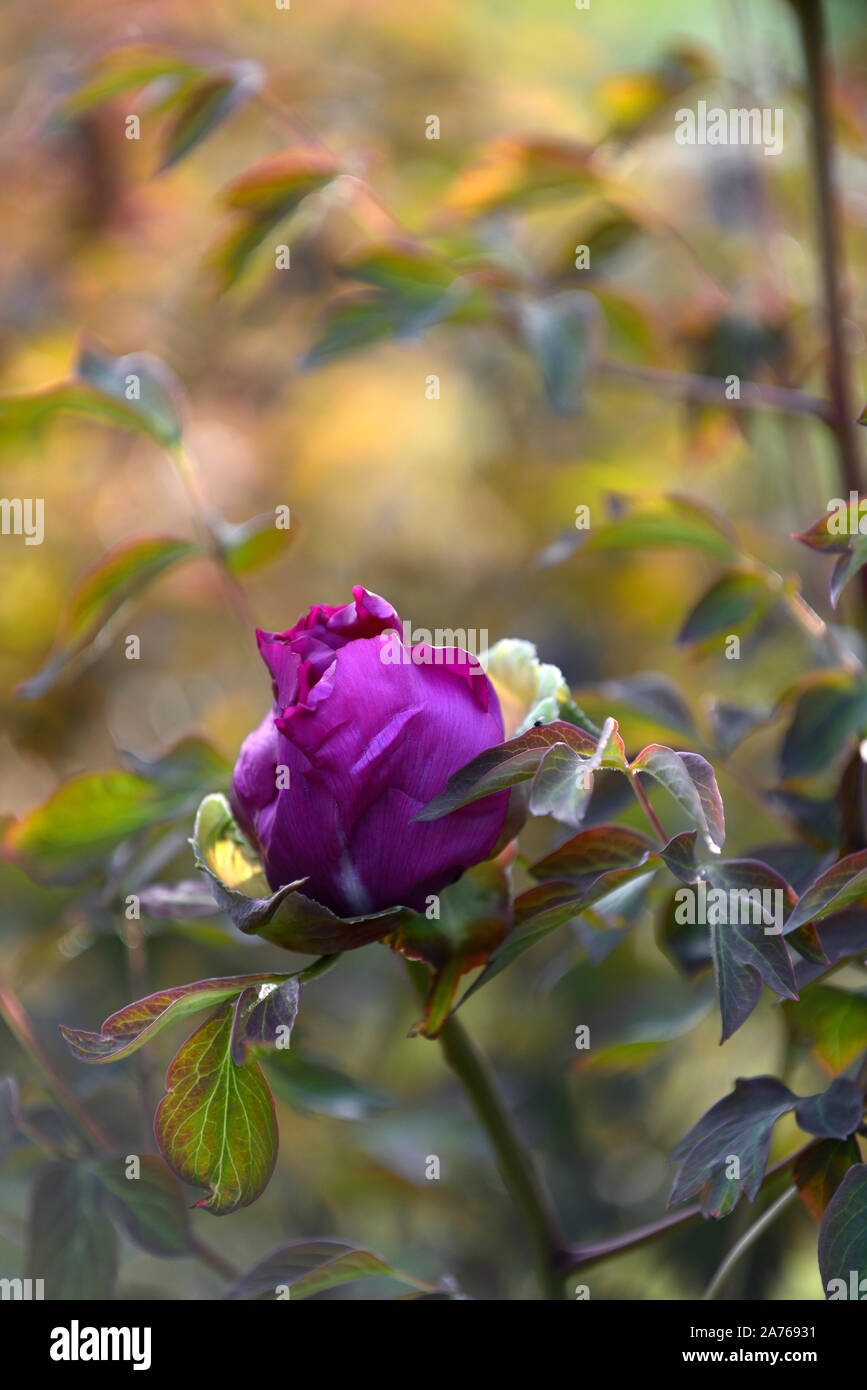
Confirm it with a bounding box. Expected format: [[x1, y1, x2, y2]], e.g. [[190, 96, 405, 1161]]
[[790, 0, 866, 605], [702, 1186, 798, 1300], [0, 984, 112, 1154], [405, 962, 565, 1298]]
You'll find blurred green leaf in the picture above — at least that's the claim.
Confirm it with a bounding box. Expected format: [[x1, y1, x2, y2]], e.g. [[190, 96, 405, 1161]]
[[49, 45, 200, 124], [518, 291, 600, 413], [159, 62, 261, 171], [27, 1163, 117, 1298], [18, 535, 200, 699], [94, 1154, 191, 1256], [264, 1053, 393, 1120], [209, 148, 339, 289], [224, 1240, 442, 1300], [3, 770, 198, 882], [785, 984, 867, 1073], [678, 569, 778, 646], [220, 512, 294, 574]]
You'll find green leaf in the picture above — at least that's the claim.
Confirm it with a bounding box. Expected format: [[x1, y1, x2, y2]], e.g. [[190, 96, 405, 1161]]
[[414, 719, 626, 827], [793, 500, 867, 608], [18, 535, 200, 698], [49, 45, 201, 124], [786, 849, 867, 933], [264, 1053, 393, 1120], [159, 62, 261, 171], [93, 1154, 191, 1256], [78, 341, 185, 448], [818, 1164, 867, 1298], [456, 861, 657, 1011], [593, 672, 697, 736], [120, 735, 230, 791], [209, 148, 339, 290], [3, 770, 199, 883], [518, 291, 600, 413], [387, 858, 512, 1037], [706, 699, 771, 756], [444, 136, 602, 215], [794, 1076, 863, 1141], [784, 985, 867, 1073], [155, 1001, 278, 1214], [529, 824, 655, 882], [795, 1138, 862, 1221], [60, 970, 300, 1063], [709, 902, 797, 1042], [677, 569, 778, 646], [585, 494, 738, 560], [779, 672, 867, 780], [669, 1076, 797, 1217], [0, 343, 185, 452], [220, 512, 294, 575], [224, 1240, 442, 1300], [191, 793, 409, 952], [26, 1162, 117, 1298], [631, 745, 725, 855]]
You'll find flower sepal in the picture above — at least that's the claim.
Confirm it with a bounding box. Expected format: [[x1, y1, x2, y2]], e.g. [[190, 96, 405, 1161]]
[[191, 793, 414, 954]]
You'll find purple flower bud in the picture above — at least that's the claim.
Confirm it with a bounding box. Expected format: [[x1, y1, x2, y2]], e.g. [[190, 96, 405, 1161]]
[[230, 586, 508, 917]]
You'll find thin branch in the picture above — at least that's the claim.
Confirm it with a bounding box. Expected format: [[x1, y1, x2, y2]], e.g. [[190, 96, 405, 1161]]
[[702, 1186, 798, 1300], [597, 359, 832, 421], [561, 1141, 812, 1276]]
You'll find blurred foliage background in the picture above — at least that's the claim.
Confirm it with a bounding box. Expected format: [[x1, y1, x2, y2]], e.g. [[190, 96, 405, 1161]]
[[0, 0, 866, 1300]]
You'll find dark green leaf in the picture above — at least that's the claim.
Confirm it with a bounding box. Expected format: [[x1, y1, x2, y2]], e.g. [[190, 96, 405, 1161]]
[[264, 1053, 393, 1120], [794, 1076, 863, 1141], [669, 1076, 796, 1217], [27, 1163, 117, 1298], [818, 1164, 867, 1298], [677, 569, 778, 646], [786, 849, 867, 933], [631, 745, 725, 855], [779, 672, 867, 780], [94, 1154, 191, 1256]]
